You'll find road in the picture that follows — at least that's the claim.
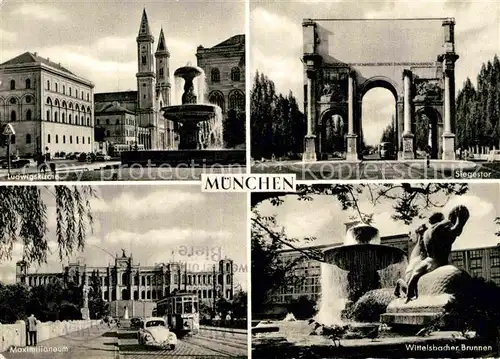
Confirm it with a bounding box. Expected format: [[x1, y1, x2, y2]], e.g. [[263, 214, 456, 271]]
[[2, 324, 117, 359], [252, 159, 500, 180], [117, 324, 247, 359]]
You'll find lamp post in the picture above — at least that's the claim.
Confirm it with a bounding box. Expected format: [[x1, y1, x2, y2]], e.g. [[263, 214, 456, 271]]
[[3, 123, 16, 176]]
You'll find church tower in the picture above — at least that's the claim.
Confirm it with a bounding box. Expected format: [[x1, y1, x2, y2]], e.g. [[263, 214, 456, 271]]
[[155, 28, 170, 106], [136, 8, 157, 149], [155, 28, 173, 149]]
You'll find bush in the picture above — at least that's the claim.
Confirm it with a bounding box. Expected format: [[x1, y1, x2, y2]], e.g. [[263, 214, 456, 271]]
[[287, 296, 317, 320], [345, 288, 395, 322]]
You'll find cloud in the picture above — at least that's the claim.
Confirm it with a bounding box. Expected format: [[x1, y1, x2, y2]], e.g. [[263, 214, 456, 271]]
[[12, 4, 69, 22], [444, 195, 495, 218], [0, 28, 17, 43], [91, 188, 205, 219]]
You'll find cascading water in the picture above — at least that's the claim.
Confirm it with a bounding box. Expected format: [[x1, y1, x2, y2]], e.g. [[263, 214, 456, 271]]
[[174, 76, 183, 105], [315, 262, 349, 326], [378, 261, 407, 288]]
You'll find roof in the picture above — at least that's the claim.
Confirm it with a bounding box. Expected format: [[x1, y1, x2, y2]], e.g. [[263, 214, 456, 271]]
[[138, 8, 152, 37], [0, 52, 74, 75], [212, 35, 245, 49], [95, 102, 135, 115], [156, 28, 169, 53], [95, 91, 138, 103]]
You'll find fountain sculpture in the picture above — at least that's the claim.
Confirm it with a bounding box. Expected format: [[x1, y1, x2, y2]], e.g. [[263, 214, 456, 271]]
[[162, 63, 223, 150], [121, 62, 245, 167]]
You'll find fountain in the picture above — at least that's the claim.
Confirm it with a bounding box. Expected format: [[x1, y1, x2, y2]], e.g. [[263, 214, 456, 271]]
[[253, 207, 494, 358], [120, 63, 245, 167]]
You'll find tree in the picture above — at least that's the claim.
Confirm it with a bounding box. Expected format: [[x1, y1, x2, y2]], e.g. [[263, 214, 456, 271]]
[[380, 122, 395, 144], [89, 270, 107, 319], [231, 290, 247, 319], [0, 186, 96, 266], [251, 71, 305, 159], [224, 109, 245, 148], [251, 184, 469, 312]]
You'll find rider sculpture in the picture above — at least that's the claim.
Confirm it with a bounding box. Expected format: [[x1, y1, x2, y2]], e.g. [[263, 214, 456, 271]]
[[394, 205, 470, 303]]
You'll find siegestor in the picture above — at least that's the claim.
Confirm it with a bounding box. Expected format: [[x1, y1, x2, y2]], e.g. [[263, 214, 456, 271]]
[[201, 174, 296, 192]]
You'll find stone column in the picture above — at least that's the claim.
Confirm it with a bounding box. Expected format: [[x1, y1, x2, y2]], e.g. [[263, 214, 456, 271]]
[[442, 65, 456, 160], [400, 69, 415, 160], [346, 70, 358, 161], [302, 69, 317, 161]]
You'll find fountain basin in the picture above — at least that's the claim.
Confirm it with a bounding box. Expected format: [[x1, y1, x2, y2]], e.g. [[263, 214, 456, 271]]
[[174, 65, 203, 80], [324, 244, 407, 272], [162, 104, 220, 123]]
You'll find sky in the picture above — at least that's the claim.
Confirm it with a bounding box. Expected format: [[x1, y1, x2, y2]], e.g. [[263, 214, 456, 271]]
[[0, 0, 245, 93], [0, 185, 248, 291], [250, 0, 500, 145], [256, 183, 500, 251]]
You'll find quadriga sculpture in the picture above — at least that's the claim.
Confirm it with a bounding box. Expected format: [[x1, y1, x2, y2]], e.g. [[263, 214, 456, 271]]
[[394, 205, 470, 303]]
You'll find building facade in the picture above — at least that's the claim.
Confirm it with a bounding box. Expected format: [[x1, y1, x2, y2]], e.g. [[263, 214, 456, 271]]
[[0, 52, 94, 157], [16, 252, 234, 308], [94, 10, 175, 150], [272, 232, 500, 305], [196, 34, 245, 146]]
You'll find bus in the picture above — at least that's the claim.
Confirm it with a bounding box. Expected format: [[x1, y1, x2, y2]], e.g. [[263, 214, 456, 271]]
[[378, 142, 395, 160], [155, 292, 200, 337]]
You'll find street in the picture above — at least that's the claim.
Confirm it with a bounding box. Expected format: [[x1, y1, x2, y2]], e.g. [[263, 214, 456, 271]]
[[0, 323, 248, 359], [1, 324, 117, 359], [252, 160, 500, 180]]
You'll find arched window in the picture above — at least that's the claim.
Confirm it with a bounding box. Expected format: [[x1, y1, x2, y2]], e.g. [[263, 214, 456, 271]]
[[46, 110, 50, 121], [208, 91, 225, 112], [69, 114, 72, 124], [26, 109, 32, 121], [62, 113, 65, 123], [211, 68, 220, 83], [54, 112, 58, 122], [87, 117, 90, 126], [159, 68, 164, 78], [25, 79, 31, 89], [81, 116, 84, 125], [10, 80, 15, 90], [11, 110, 16, 121], [231, 67, 240, 81], [122, 273, 128, 285], [48, 134, 51, 143], [229, 90, 245, 112], [26, 134, 31, 144], [63, 135, 66, 144], [55, 134, 59, 144], [47, 80, 50, 90]]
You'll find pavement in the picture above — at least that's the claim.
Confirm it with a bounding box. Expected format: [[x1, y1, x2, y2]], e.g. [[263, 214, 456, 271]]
[[1, 323, 118, 359], [116, 323, 247, 359], [251, 159, 500, 180]]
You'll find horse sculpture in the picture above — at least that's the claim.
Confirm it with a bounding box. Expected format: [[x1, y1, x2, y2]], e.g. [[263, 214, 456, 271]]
[[394, 205, 469, 303]]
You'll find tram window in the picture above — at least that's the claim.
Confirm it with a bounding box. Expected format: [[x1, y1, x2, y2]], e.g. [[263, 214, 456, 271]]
[[194, 302, 198, 312], [185, 302, 192, 313], [176, 302, 182, 313]]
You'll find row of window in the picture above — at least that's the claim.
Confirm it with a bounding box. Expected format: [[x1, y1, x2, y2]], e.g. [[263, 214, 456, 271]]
[[47, 80, 90, 102], [103, 287, 231, 301], [45, 110, 91, 126], [103, 272, 230, 286], [96, 118, 135, 126], [46, 97, 91, 112], [208, 90, 245, 112], [210, 67, 241, 83], [9, 79, 91, 102], [47, 134, 90, 145]]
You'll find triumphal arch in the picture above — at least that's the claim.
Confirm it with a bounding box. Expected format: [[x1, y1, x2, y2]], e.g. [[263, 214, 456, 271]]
[[302, 18, 459, 161]]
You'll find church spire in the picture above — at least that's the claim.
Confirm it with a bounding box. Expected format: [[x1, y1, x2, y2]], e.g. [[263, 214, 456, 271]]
[[138, 8, 152, 37], [156, 27, 169, 54]]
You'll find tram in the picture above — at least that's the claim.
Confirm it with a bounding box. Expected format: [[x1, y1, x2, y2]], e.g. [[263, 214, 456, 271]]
[[155, 291, 200, 336]]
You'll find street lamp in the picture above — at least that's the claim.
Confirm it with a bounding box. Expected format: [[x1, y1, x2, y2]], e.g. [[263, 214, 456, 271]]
[[3, 123, 16, 176]]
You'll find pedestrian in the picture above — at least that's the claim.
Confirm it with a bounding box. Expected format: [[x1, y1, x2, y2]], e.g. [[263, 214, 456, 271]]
[[27, 314, 38, 346]]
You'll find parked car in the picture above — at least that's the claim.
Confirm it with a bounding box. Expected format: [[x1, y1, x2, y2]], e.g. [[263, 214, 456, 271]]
[[486, 150, 500, 162], [130, 317, 142, 329], [78, 152, 96, 163], [95, 153, 112, 161], [137, 317, 177, 350], [1, 158, 31, 169]]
